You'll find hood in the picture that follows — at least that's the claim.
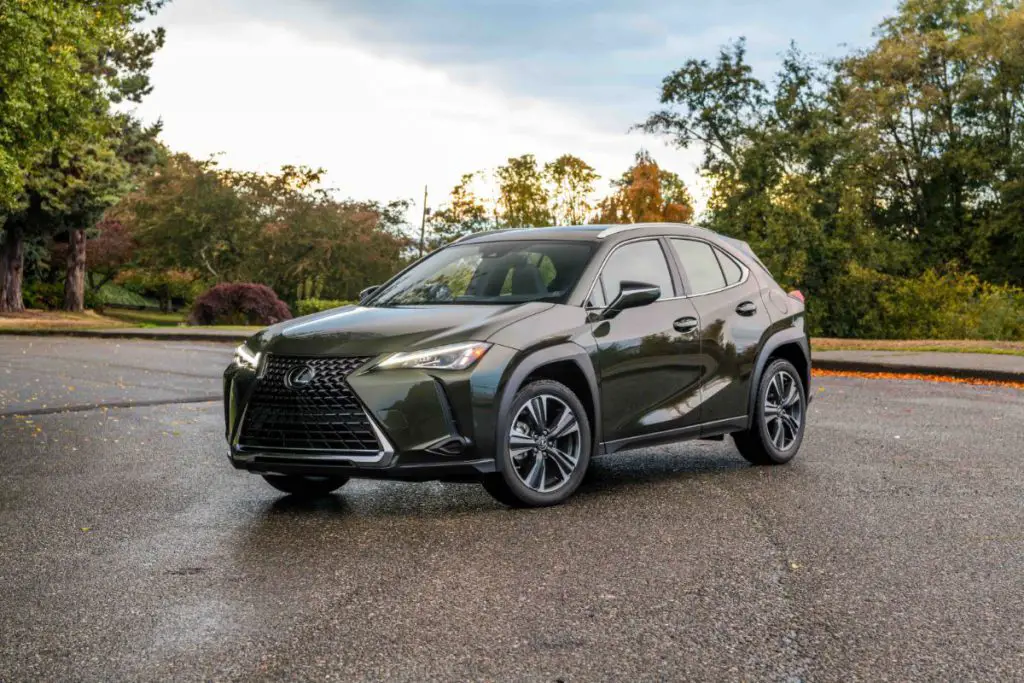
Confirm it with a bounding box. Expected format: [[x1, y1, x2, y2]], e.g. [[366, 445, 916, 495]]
[[249, 302, 553, 356]]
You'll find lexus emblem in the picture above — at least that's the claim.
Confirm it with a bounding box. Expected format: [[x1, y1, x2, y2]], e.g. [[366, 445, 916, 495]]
[[283, 364, 317, 389]]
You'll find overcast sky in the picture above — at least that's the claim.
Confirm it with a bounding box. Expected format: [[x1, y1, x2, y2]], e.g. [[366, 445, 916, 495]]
[[134, 0, 896, 222]]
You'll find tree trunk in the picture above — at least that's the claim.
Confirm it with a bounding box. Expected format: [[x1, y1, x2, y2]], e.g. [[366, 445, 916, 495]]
[[0, 227, 26, 313], [63, 228, 87, 312]]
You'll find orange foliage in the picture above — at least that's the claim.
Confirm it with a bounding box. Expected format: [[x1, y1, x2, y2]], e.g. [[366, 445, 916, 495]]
[[812, 369, 1024, 391]]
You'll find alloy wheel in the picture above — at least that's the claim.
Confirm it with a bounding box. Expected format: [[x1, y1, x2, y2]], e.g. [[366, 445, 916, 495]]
[[763, 369, 803, 451], [508, 393, 582, 493]]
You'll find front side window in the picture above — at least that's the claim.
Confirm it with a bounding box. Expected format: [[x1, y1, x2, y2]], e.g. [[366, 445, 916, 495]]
[[368, 241, 593, 306], [589, 240, 674, 307]]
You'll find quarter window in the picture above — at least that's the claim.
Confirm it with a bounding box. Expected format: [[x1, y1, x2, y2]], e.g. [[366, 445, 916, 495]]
[[671, 239, 731, 295], [590, 240, 674, 306], [716, 249, 744, 286]]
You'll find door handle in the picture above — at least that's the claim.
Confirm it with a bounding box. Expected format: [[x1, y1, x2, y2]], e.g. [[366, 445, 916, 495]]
[[736, 301, 757, 316], [673, 316, 698, 334]]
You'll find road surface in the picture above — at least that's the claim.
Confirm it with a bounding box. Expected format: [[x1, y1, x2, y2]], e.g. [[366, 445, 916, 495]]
[[1, 336, 1022, 681]]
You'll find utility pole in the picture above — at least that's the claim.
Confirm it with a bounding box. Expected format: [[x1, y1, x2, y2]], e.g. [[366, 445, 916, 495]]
[[418, 185, 428, 258]]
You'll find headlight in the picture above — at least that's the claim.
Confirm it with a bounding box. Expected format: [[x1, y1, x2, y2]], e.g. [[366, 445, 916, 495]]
[[233, 344, 261, 371], [377, 342, 491, 371]]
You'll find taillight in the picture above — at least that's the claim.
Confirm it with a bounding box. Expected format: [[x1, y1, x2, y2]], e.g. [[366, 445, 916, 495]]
[[788, 290, 805, 303]]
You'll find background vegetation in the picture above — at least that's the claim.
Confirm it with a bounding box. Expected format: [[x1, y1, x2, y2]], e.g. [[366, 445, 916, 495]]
[[1, 0, 1022, 339]]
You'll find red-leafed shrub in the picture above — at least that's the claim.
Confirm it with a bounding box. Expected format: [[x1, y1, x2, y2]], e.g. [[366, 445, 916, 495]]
[[189, 283, 292, 326]]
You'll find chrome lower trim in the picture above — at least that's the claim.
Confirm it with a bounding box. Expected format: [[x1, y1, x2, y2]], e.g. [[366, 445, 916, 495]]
[[234, 407, 395, 465]]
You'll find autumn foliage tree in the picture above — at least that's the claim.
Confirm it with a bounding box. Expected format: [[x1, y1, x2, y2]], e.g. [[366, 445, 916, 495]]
[[594, 150, 694, 224], [428, 172, 493, 246]]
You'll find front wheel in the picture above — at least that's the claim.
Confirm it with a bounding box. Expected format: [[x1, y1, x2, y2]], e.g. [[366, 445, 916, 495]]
[[482, 379, 592, 508], [261, 474, 349, 498], [733, 359, 806, 465]]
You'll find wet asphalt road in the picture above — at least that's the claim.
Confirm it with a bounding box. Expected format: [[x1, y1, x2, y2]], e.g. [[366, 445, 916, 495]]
[[1, 336, 1022, 681]]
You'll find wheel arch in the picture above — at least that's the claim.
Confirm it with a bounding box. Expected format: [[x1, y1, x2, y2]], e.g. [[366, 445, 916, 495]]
[[746, 328, 811, 429], [497, 344, 601, 448]]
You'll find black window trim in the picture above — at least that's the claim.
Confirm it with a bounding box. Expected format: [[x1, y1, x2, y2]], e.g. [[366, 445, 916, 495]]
[[666, 237, 750, 299], [581, 237, 683, 309]]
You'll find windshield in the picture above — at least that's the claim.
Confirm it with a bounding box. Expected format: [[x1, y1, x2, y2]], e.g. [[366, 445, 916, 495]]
[[368, 241, 595, 306]]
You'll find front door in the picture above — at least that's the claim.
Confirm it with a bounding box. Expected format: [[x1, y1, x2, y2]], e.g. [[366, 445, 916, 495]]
[[587, 239, 704, 444]]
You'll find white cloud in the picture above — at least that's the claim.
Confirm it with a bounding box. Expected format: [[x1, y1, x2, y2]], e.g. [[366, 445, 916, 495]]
[[134, 1, 707, 224]]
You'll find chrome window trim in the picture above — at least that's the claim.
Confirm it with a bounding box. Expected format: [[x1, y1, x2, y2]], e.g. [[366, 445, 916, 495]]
[[668, 237, 751, 299]]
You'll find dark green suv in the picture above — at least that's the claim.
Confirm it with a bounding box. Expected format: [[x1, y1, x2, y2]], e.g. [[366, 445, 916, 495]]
[[224, 223, 810, 507]]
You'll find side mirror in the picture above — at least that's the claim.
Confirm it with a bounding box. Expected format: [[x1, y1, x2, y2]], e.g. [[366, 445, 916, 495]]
[[598, 281, 661, 320], [359, 285, 380, 302]]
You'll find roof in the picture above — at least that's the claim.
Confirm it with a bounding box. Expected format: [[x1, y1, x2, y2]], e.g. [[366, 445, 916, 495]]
[[453, 223, 772, 274], [454, 223, 706, 243]]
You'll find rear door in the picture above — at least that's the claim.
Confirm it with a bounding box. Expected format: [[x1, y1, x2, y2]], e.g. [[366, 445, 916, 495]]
[[586, 239, 703, 444], [667, 238, 773, 425]]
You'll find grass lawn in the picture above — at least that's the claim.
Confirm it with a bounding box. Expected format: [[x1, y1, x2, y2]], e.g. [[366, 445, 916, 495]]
[[0, 310, 123, 330], [103, 309, 187, 327], [812, 337, 1024, 356], [0, 309, 260, 334]]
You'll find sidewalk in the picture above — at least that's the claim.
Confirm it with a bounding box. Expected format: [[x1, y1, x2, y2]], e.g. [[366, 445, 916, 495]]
[[2, 327, 1023, 382], [813, 350, 1024, 383]]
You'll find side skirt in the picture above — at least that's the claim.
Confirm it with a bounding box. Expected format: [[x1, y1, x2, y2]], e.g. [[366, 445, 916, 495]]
[[597, 416, 748, 456]]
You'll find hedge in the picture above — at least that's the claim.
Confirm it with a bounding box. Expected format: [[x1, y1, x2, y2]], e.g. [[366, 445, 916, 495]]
[[296, 299, 355, 316]]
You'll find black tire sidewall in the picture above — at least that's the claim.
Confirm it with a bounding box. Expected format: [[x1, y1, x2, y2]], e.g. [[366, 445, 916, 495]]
[[754, 359, 806, 464], [495, 379, 592, 507]]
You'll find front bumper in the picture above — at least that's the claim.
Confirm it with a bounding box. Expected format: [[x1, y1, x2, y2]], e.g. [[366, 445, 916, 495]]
[[223, 346, 516, 482]]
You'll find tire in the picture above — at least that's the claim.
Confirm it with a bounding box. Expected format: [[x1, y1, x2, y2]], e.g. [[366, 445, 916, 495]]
[[482, 379, 592, 508], [261, 474, 349, 497], [733, 358, 806, 466]]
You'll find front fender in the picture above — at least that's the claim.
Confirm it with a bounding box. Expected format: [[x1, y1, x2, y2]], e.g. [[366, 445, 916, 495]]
[[472, 342, 601, 463]]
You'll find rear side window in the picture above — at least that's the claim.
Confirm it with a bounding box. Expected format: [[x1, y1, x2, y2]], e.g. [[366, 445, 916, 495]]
[[588, 240, 674, 307], [671, 239, 726, 294]]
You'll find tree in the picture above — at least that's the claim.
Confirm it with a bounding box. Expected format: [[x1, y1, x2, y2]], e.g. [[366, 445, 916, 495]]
[[429, 173, 493, 246], [636, 0, 1024, 337], [121, 154, 411, 303], [544, 155, 599, 225], [594, 150, 695, 224], [0, 0, 166, 312], [495, 154, 552, 227]]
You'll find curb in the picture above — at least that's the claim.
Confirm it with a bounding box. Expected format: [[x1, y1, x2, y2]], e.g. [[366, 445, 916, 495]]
[[0, 329, 247, 343], [814, 358, 1024, 384]]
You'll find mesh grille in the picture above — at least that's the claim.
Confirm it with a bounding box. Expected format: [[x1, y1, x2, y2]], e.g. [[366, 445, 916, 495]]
[[238, 355, 380, 452]]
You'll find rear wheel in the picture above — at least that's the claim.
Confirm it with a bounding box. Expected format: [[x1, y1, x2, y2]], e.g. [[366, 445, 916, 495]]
[[482, 379, 591, 508], [733, 359, 806, 465], [261, 474, 349, 498]]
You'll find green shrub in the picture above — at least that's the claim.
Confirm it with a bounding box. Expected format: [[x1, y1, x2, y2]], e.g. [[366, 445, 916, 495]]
[[296, 298, 355, 316], [96, 283, 155, 309], [814, 265, 1024, 340], [23, 281, 64, 310]]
